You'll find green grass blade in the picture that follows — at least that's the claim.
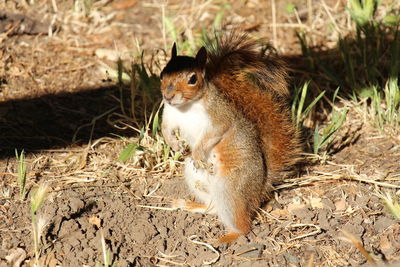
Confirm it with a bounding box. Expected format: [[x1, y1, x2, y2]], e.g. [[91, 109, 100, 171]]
[[313, 125, 320, 154], [319, 109, 348, 148], [15, 149, 27, 200], [303, 90, 325, 119], [152, 109, 160, 138], [118, 143, 138, 163], [296, 81, 309, 128], [139, 127, 145, 142], [163, 16, 177, 43]]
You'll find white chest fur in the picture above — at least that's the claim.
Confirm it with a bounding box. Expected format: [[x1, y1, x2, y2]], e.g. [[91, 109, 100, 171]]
[[163, 100, 212, 147]]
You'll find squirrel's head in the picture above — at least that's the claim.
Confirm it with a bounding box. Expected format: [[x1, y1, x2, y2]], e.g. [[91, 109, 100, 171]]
[[160, 43, 207, 107]]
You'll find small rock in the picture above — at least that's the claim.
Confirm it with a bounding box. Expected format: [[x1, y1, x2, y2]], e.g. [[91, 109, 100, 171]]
[[317, 209, 330, 230], [69, 198, 85, 214]]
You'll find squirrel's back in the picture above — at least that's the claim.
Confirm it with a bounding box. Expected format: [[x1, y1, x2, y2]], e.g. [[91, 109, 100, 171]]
[[205, 31, 301, 182]]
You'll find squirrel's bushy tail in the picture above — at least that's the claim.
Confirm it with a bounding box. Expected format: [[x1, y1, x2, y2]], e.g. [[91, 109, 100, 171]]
[[205, 31, 290, 99], [205, 31, 302, 182]]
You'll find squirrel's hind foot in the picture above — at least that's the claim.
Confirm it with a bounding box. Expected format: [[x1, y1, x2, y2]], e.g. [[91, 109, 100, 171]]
[[171, 199, 214, 213], [209, 232, 243, 246]]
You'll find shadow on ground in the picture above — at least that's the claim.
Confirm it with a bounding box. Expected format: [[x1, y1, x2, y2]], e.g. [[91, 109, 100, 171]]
[[0, 86, 140, 159]]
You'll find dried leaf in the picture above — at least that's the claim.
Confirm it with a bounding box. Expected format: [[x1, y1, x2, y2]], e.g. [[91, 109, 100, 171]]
[[335, 199, 347, 211], [270, 208, 289, 218]]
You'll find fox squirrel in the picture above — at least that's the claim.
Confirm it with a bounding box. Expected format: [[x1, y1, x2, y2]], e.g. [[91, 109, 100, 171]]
[[160, 31, 301, 244]]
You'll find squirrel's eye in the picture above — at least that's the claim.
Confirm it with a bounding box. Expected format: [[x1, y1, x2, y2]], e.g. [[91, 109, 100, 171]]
[[188, 73, 197, 85]]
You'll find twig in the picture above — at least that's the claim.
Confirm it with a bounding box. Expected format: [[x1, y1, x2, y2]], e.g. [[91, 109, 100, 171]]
[[340, 230, 377, 265], [287, 223, 322, 241], [188, 235, 220, 265], [136, 205, 175, 211]]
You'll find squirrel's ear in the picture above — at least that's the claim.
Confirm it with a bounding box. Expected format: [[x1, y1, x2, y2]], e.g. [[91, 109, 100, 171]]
[[195, 46, 207, 68], [171, 43, 177, 59]]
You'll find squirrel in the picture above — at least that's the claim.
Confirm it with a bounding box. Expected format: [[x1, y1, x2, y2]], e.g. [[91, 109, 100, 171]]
[[160, 31, 301, 244]]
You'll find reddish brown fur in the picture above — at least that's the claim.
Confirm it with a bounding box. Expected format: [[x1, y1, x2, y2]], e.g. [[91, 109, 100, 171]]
[[160, 71, 206, 102], [206, 32, 301, 182], [233, 199, 251, 234], [206, 32, 289, 97], [216, 199, 251, 244], [181, 201, 208, 211], [216, 232, 242, 245], [213, 129, 241, 177]]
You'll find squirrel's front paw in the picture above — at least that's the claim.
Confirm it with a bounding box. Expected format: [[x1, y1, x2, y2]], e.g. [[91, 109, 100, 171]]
[[192, 149, 206, 168], [207, 163, 215, 175], [178, 140, 190, 155], [193, 159, 208, 170], [192, 159, 215, 174], [169, 139, 187, 154], [191, 149, 215, 173]]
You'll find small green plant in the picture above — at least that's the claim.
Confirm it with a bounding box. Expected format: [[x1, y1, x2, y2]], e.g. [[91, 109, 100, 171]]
[[118, 129, 144, 164], [162, 15, 193, 54], [384, 77, 400, 126], [30, 183, 49, 266], [119, 143, 139, 163], [313, 88, 348, 157], [15, 149, 27, 200], [212, 3, 230, 29], [366, 30, 400, 132], [162, 15, 178, 48], [102, 48, 162, 132], [291, 81, 325, 130], [313, 108, 348, 157], [95, 230, 116, 267], [162, 3, 230, 54], [133, 56, 161, 106], [285, 3, 296, 14], [377, 192, 400, 219], [369, 77, 400, 133], [295, 0, 398, 145], [296, 32, 315, 71], [347, 0, 376, 27]]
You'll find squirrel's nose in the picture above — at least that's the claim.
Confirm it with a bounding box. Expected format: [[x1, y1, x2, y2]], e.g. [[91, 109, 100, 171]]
[[167, 84, 174, 92]]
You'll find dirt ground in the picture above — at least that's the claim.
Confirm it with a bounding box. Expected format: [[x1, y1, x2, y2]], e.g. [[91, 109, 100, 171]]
[[1, 1, 400, 266]]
